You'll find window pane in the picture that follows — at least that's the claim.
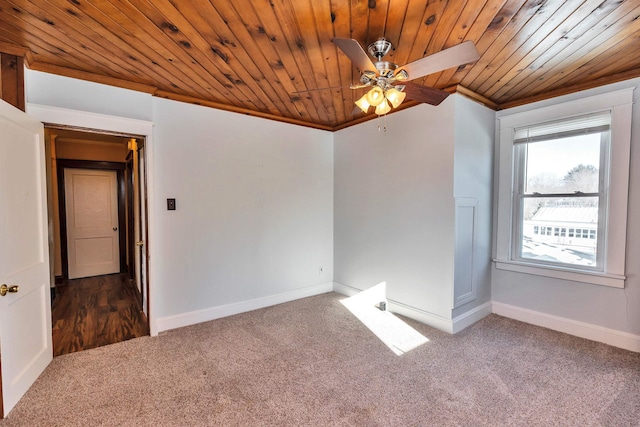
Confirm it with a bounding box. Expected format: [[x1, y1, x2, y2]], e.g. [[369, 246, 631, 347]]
[[523, 134, 601, 194], [521, 197, 598, 267]]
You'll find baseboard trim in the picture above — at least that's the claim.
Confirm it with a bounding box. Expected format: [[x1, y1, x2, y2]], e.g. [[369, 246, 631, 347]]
[[389, 300, 454, 333], [333, 282, 454, 333], [332, 282, 363, 298], [156, 283, 639, 352], [452, 301, 493, 333], [492, 301, 640, 353], [156, 282, 334, 333]]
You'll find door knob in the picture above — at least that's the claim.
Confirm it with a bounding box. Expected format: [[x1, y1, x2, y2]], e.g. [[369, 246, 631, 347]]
[[113, 227, 118, 231], [136, 241, 144, 247], [0, 284, 19, 297]]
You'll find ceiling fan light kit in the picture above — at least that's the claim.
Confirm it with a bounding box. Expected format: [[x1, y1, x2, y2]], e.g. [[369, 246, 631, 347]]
[[332, 37, 480, 117], [375, 100, 391, 115], [365, 86, 385, 106], [385, 87, 406, 108], [355, 95, 372, 113], [355, 85, 407, 114]]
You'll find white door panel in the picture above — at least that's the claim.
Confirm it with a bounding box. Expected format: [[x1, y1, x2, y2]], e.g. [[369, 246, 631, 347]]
[[65, 169, 119, 279], [0, 100, 52, 416], [139, 146, 148, 316]]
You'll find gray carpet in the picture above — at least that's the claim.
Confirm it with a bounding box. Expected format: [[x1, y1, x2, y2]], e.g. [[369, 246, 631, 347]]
[[2, 292, 639, 426]]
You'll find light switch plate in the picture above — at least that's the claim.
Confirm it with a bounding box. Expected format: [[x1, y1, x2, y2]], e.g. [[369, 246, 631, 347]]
[[167, 198, 176, 210]]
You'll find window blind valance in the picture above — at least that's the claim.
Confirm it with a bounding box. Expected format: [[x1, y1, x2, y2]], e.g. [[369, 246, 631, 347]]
[[513, 111, 611, 144]]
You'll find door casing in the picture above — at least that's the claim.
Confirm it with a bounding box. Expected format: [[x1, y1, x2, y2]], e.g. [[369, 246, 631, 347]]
[[28, 104, 156, 336]]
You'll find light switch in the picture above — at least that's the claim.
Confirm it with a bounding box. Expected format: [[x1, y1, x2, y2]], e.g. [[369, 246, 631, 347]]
[[167, 198, 176, 210]]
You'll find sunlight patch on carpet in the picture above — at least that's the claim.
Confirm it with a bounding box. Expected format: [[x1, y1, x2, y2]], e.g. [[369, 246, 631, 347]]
[[340, 283, 429, 356]]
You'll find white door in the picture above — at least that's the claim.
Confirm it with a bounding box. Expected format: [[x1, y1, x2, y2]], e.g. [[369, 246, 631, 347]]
[[138, 147, 149, 316], [0, 100, 52, 416], [135, 144, 149, 316], [65, 169, 120, 279]]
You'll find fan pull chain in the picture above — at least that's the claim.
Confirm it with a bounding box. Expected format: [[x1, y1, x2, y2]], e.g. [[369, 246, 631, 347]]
[[377, 114, 388, 132]]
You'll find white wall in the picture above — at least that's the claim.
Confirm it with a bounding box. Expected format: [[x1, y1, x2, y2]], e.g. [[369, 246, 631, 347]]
[[334, 95, 494, 319], [28, 67, 638, 348], [452, 96, 495, 318], [493, 78, 640, 339], [26, 72, 153, 121], [152, 98, 334, 321], [26, 69, 334, 334]]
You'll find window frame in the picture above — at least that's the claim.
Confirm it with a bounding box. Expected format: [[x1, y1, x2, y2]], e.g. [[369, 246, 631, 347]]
[[511, 127, 609, 271], [494, 88, 634, 288]]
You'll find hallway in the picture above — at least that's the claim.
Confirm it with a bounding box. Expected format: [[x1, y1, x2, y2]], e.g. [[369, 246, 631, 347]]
[[51, 273, 149, 357]]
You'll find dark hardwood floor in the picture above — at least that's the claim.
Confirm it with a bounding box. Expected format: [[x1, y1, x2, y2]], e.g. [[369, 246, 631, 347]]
[[51, 273, 149, 357]]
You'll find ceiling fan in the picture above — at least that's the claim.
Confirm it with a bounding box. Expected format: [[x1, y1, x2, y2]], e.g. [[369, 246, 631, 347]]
[[330, 37, 480, 115]]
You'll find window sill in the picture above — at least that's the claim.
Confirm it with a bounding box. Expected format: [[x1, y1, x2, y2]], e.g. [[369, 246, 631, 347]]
[[494, 259, 625, 288]]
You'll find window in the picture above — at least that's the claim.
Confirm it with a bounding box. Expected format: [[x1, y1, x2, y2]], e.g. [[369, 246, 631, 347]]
[[495, 88, 633, 288], [512, 111, 609, 270], [533, 226, 539, 234]]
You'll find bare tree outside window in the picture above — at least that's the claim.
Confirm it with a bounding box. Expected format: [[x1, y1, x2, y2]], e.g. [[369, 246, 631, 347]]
[[563, 164, 599, 194]]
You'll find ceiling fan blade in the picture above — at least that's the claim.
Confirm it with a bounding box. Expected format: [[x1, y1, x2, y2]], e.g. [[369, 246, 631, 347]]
[[397, 41, 480, 80], [349, 82, 372, 89], [292, 81, 371, 94], [401, 82, 451, 106], [332, 38, 377, 74]]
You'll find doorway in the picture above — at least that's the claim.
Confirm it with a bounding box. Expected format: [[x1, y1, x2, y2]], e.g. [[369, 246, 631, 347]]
[[46, 126, 150, 356]]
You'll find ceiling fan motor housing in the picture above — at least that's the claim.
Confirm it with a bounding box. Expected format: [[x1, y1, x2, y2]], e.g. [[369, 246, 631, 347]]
[[368, 39, 402, 79], [368, 38, 392, 60]]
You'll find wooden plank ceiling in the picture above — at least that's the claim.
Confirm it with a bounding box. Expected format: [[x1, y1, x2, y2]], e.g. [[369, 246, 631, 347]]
[[1, 0, 639, 130]]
